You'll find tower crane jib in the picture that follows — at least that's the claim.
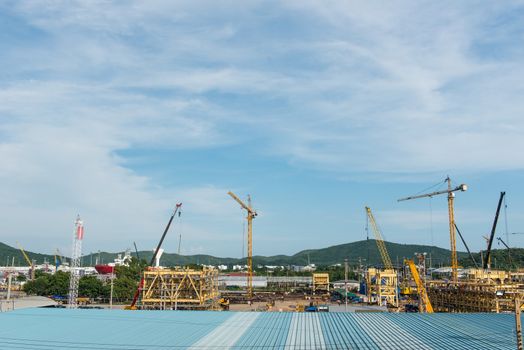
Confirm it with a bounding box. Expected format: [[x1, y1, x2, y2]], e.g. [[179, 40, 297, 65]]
[[398, 177, 467, 283]]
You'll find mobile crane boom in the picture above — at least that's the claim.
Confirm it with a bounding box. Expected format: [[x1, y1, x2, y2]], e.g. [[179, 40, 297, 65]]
[[128, 203, 182, 310], [405, 259, 433, 313], [483, 192, 505, 269]]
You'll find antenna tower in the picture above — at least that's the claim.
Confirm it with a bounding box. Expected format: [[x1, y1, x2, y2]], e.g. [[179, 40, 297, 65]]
[[68, 215, 84, 309]]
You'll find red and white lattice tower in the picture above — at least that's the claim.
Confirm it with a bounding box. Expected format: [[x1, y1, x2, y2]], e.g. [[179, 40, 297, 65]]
[[68, 215, 84, 309]]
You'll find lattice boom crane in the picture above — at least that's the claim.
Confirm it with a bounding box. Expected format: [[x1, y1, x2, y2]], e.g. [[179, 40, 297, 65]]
[[365, 207, 393, 270]]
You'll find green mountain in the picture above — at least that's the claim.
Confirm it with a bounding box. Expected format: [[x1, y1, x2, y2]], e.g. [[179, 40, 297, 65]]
[[1, 240, 471, 268], [0, 242, 57, 267]]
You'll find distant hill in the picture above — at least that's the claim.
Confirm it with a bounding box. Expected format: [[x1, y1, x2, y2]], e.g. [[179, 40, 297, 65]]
[[0, 242, 57, 267], [1, 239, 471, 268]]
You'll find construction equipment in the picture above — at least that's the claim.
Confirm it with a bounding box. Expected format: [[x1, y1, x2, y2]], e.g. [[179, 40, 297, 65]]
[[17, 242, 35, 280], [365, 207, 393, 269], [127, 203, 182, 310], [484, 192, 505, 269], [228, 191, 257, 298], [364, 207, 398, 307], [398, 177, 467, 283], [405, 259, 433, 313]]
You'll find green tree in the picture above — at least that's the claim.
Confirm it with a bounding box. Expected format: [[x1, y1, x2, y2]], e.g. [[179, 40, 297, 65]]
[[16, 274, 26, 282], [23, 275, 50, 295], [112, 277, 137, 302], [46, 271, 69, 296], [115, 258, 146, 281], [79, 275, 106, 298]]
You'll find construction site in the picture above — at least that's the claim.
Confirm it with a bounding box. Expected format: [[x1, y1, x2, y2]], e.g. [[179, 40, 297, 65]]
[[2, 179, 524, 349]]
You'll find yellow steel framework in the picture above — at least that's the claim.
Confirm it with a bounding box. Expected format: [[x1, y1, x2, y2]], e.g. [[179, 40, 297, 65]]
[[405, 259, 433, 313], [398, 177, 467, 283], [141, 267, 219, 310], [365, 267, 398, 307], [312, 273, 330, 295], [228, 191, 257, 298], [428, 280, 523, 313], [366, 207, 393, 269]]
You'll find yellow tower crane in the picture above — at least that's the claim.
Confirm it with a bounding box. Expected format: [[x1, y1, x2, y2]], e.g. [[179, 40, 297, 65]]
[[228, 191, 257, 299], [398, 177, 467, 283], [17, 242, 35, 280], [366, 207, 393, 269], [405, 259, 434, 313]]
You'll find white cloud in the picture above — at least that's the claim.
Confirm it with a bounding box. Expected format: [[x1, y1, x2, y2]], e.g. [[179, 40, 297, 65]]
[[1, 1, 523, 256]]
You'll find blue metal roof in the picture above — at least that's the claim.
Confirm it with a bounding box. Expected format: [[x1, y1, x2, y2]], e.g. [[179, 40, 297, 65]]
[[0, 308, 518, 349]]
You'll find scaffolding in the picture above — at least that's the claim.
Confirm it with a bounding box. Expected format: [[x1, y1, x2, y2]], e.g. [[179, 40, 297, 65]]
[[141, 267, 219, 310], [428, 280, 524, 313], [365, 268, 398, 307]]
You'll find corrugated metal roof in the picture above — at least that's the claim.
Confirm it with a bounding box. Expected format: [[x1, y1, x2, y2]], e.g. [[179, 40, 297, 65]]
[[0, 308, 518, 349]]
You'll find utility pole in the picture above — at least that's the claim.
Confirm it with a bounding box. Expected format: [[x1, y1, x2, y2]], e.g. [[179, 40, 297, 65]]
[[516, 297, 523, 350], [344, 258, 348, 312], [110, 272, 114, 310]]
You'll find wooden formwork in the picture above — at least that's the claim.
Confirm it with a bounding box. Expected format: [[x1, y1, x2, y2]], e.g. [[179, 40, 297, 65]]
[[141, 267, 219, 310], [428, 280, 524, 313]]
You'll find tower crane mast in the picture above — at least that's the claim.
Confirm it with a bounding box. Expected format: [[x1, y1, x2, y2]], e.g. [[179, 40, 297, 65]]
[[398, 177, 467, 283], [228, 191, 257, 299], [365, 207, 393, 269]]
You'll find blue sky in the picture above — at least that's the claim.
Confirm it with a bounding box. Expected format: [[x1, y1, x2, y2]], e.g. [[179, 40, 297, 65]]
[[1, 1, 524, 260]]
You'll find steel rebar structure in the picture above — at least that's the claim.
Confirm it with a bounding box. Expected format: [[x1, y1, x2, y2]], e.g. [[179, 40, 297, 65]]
[[68, 215, 84, 309]]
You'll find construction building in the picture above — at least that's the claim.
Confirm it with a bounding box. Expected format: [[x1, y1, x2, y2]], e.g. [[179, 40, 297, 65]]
[[312, 273, 329, 295], [365, 267, 398, 307], [140, 267, 219, 310], [426, 268, 523, 313]]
